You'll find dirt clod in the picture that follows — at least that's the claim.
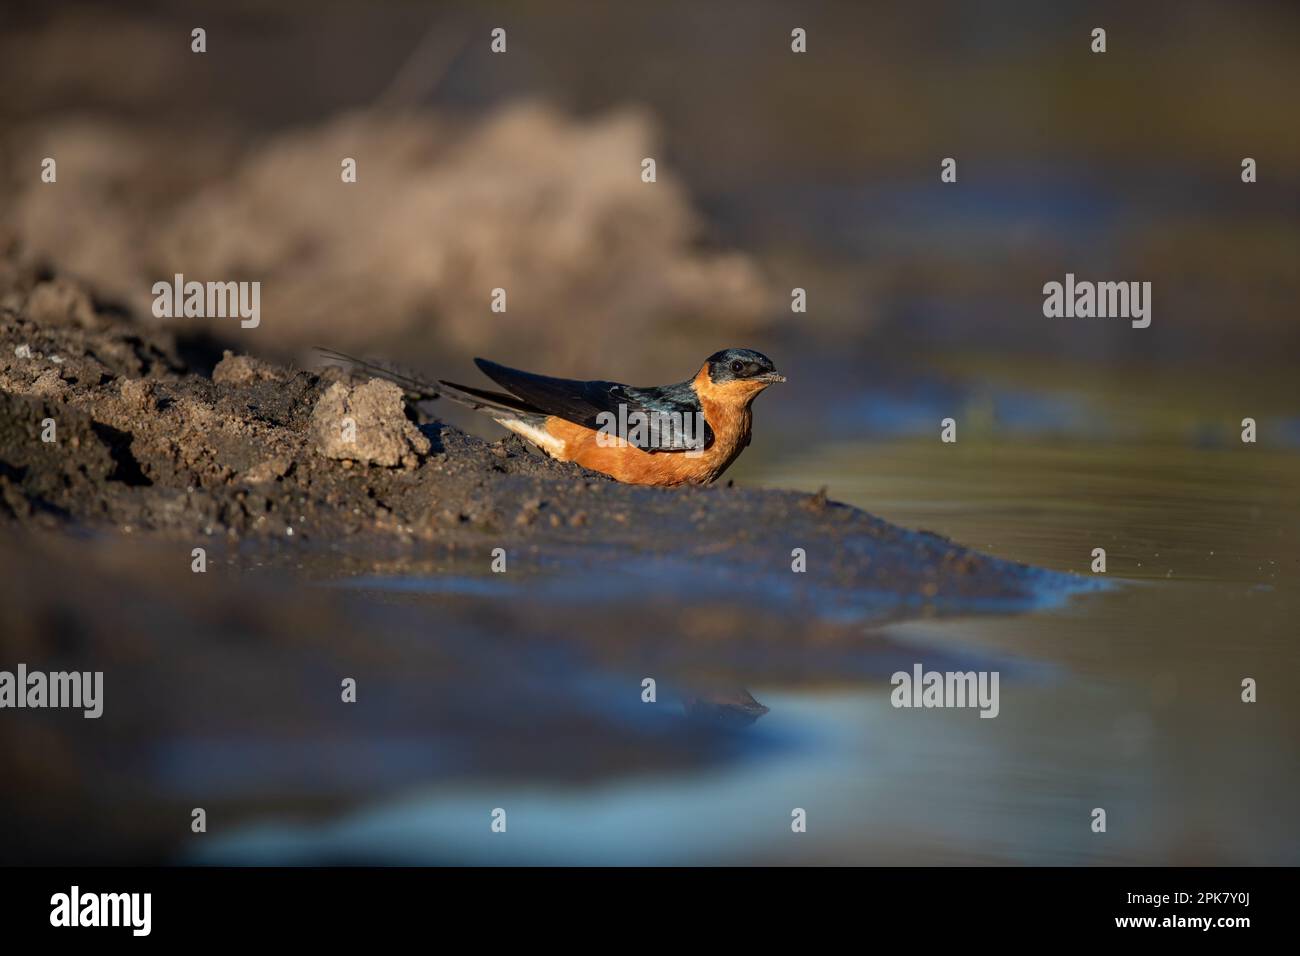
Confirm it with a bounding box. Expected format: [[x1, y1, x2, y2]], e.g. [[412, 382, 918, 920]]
[[311, 379, 430, 469]]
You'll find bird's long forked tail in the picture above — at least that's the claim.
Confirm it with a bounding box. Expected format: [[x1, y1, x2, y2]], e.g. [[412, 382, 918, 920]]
[[315, 347, 442, 400], [314, 347, 546, 420]]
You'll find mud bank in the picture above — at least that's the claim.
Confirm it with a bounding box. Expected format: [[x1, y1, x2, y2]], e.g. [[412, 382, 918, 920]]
[[0, 267, 1090, 608]]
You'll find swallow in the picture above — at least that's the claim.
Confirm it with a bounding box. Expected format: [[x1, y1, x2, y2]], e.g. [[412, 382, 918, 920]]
[[319, 348, 785, 486]]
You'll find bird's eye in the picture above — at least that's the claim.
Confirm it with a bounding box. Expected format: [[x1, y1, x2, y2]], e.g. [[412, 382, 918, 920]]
[[730, 360, 745, 374]]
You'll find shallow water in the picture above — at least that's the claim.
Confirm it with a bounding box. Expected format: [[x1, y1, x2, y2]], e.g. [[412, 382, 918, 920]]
[[195, 383, 1299, 865], [745, 436, 1299, 864]]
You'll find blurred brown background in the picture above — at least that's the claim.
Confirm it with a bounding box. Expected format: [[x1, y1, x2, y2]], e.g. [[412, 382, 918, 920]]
[[2, 0, 1296, 390]]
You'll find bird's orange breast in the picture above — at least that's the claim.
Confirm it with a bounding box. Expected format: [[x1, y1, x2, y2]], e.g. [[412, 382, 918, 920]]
[[543, 364, 763, 486]]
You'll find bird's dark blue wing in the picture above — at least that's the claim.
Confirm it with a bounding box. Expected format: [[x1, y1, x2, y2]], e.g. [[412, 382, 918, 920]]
[[474, 359, 712, 451]]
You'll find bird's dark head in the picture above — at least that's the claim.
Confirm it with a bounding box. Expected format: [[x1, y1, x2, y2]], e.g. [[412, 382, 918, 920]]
[[703, 348, 785, 389]]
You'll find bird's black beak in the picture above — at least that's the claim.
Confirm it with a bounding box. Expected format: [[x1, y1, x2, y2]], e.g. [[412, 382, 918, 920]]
[[758, 371, 787, 384]]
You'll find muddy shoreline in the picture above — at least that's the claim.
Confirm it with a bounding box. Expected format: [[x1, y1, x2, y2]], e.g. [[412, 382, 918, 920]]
[[0, 266, 1088, 610]]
